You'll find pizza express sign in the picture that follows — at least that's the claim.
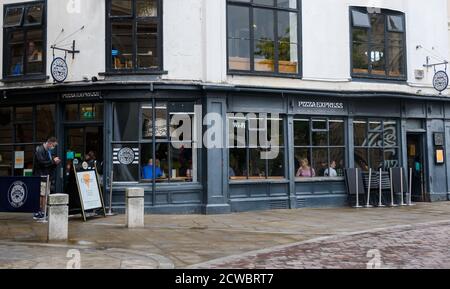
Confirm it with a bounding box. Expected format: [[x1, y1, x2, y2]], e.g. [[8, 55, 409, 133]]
[[298, 101, 345, 110]]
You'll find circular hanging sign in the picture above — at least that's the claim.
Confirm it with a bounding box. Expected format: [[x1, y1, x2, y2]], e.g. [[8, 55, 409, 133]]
[[118, 147, 136, 165], [433, 70, 449, 92], [51, 57, 68, 83]]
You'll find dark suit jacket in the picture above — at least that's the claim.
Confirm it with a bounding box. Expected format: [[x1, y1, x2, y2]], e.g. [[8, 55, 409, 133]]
[[33, 144, 56, 178]]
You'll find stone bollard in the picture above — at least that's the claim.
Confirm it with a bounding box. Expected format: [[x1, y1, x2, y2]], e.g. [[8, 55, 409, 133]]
[[47, 194, 69, 242], [126, 188, 145, 228]]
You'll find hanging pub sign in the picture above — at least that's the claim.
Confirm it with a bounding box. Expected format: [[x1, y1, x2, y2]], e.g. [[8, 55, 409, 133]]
[[73, 162, 106, 221], [51, 57, 68, 83], [433, 70, 449, 93]]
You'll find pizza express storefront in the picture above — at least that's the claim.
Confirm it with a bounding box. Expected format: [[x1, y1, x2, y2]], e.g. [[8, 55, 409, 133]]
[[1, 86, 450, 214]]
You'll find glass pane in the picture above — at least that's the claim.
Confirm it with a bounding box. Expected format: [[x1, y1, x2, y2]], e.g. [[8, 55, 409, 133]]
[[8, 31, 25, 76], [13, 145, 33, 176], [36, 105, 55, 142], [369, 120, 382, 131], [112, 22, 134, 69], [254, 0, 275, 6], [387, 41, 404, 77], [312, 119, 327, 130], [137, 22, 158, 68], [354, 148, 368, 170], [369, 148, 383, 170], [278, 12, 298, 74], [312, 131, 327, 146], [171, 143, 193, 182], [329, 120, 344, 146], [249, 148, 266, 179], [387, 15, 404, 32], [277, 0, 297, 9], [0, 146, 13, 176], [371, 14, 385, 45], [370, 46, 385, 76], [15, 124, 33, 143], [24, 4, 43, 25], [113, 144, 139, 182], [65, 104, 78, 121], [155, 102, 168, 139], [142, 104, 153, 139], [352, 10, 370, 27], [352, 28, 369, 74], [294, 119, 310, 146], [111, 0, 132, 16], [228, 5, 250, 71], [15, 106, 33, 122], [230, 148, 247, 179], [329, 148, 345, 177], [268, 148, 284, 178], [384, 149, 399, 170], [254, 8, 275, 72], [80, 103, 103, 121], [137, 0, 158, 17], [295, 148, 312, 177], [266, 117, 284, 146], [155, 142, 169, 182], [113, 102, 139, 141], [4, 6, 24, 27], [312, 148, 327, 177], [0, 108, 13, 144], [26, 30, 44, 74], [354, 120, 367, 147], [383, 120, 398, 147]]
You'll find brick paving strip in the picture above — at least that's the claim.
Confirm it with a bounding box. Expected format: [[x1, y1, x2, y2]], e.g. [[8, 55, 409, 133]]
[[189, 220, 450, 269]]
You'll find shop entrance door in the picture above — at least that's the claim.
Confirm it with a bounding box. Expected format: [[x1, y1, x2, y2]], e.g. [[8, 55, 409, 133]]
[[64, 126, 104, 193], [406, 133, 428, 202]]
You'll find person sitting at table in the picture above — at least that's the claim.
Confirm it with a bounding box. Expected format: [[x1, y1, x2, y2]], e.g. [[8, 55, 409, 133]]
[[296, 158, 316, 177], [142, 158, 163, 180]]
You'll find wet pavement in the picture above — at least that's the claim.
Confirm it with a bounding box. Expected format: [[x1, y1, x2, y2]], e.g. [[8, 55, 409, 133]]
[[1, 202, 450, 269]]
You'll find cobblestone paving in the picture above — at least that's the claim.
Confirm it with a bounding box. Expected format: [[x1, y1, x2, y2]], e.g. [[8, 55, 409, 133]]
[[192, 222, 450, 269]]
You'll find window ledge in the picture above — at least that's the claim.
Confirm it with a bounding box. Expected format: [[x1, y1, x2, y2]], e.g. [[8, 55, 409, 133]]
[[99, 70, 168, 76], [229, 179, 289, 184], [296, 177, 345, 183], [1, 75, 49, 83], [228, 71, 302, 79], [351, 75, 407, 84]]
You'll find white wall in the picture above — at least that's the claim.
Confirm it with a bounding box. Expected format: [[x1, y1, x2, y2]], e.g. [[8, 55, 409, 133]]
[[0, 0, 448, 96]]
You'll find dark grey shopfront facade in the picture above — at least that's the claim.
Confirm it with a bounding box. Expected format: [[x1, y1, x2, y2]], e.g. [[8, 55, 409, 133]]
[[1, 83, 450, 214]]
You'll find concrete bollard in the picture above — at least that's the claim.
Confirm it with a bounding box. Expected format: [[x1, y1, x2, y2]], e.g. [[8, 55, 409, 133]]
[[47, 194, 69, 242], [126, 188, 145, 228]]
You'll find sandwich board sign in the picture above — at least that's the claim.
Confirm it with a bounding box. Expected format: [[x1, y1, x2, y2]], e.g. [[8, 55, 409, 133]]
[[73, 162, 106, 221]]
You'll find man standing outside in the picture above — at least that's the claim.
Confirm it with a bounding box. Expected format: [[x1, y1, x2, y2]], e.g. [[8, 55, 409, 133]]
[[33, 137, 61, 220]]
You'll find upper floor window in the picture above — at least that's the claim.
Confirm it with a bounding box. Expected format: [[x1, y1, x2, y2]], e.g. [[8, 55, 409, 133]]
[[351, 7, 406, 80], [2, 2, 46, 79], [107, 0, 162, 72], [227, 0, 301, 76]]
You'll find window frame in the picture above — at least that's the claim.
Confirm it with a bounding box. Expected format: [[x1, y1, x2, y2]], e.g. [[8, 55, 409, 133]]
[[2, 0, 47, 81], [226, 0, 302, 78], [293, 117, 346, 180], [349, 6, 407, 82], [105, 0, 164, 74], [353, 118, 401, 170], [111, 100, 199, 184], [228, 113, 287, 181]]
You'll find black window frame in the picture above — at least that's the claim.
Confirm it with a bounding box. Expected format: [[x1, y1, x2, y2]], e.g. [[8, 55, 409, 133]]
[[226, 0, 302, 78], [2, 0, 47, 81], [106, 0, 164, 74], [350, 6, 407, 82], [293, 117, 346, 179], [353, 118, 401, 171]]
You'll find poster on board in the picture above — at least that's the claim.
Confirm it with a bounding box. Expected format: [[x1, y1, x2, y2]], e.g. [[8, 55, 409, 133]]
[[74, 163, 106, 221]]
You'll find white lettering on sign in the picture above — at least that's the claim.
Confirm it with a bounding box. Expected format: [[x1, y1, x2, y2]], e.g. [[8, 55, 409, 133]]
[[62, 92, 101, 99], [298, 101, 344, 110]]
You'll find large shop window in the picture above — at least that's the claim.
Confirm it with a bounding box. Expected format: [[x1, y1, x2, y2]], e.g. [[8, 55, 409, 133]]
[[351, 7, 406, 80], [0, 105, 55, 176], [227, 0, 301, 76], [2, 2, 46, 79], [294, 118, 345, 179], [229, 114, 285, 180], [112, 101, 197, 183], [354, 119, 399, 170], [107, 0, 162, 72]]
